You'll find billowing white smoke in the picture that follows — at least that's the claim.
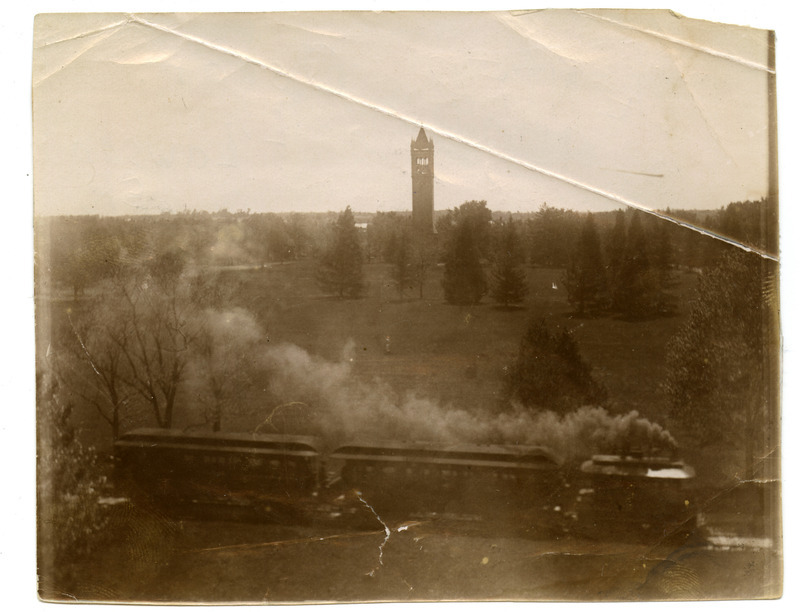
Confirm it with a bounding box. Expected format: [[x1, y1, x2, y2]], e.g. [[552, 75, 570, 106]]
[[257, 340, 677, 463]]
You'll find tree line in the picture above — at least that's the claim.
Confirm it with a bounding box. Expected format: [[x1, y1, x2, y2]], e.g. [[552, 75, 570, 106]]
[[38, 196, 774, 306]]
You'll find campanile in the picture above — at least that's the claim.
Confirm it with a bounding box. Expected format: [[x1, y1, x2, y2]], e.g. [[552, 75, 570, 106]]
[[411, 127, 435, 234]]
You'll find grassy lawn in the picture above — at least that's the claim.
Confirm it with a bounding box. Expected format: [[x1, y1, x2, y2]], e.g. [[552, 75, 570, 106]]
[[228, 261, 695, 424]]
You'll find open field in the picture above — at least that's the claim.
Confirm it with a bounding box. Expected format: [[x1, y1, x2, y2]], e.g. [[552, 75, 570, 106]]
[[227, 261, 696, 423]]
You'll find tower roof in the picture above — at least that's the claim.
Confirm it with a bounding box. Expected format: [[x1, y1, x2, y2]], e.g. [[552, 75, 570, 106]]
[[414, 127, 429, 145]]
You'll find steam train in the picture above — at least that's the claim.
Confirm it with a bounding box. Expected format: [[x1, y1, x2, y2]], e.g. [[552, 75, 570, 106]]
[[113, 428, 696, 537]]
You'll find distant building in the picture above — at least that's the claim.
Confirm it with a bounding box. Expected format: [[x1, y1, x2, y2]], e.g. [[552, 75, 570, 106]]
[[411, 127, 435, 234]]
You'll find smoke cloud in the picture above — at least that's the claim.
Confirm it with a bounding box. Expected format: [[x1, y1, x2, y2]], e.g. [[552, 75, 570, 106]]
[[257, 339, 677, 463]]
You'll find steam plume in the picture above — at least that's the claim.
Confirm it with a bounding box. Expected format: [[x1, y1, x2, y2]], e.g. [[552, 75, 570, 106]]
[[258, 340, 677, 463]]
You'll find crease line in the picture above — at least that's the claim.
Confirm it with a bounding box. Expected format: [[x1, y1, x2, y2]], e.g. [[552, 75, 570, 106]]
[[36, 17, 131, 49], [494, 13, 586, 65], [356, 493, 391, 576], [34, 26, 126, 88], [127, 13, 776, 261], [672, 67, 741, 171], [579, 10, 774, 74]]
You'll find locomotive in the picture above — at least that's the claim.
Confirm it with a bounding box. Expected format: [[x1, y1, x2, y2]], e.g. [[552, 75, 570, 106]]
[[571, 453, 697, 539], [113, 428, 695, 537]]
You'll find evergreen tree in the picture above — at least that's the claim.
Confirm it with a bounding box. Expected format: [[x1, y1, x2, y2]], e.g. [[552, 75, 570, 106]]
[[528, 203, 582, 267], [613, 211, 658, 318], [505, 319, 606, 413], [605, 209, 627, 309], [316, 206, 365, 298], [563, 213, 607, 315], [650, 220, 678, 314], [454, 200, 493, 258], [651, 220, 674, 284], [490, 219, 528, 307], [442, 220, 487, 305]]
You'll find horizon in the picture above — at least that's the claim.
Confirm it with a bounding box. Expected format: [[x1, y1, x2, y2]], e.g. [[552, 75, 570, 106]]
[[34, 201, 745, 219]]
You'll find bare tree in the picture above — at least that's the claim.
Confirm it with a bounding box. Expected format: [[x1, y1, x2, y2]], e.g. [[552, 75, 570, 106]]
[[112, 269, 201, 429], [188, 308, 262, 432], [54, 259, 202, 437], [53, 306, 131, 440]]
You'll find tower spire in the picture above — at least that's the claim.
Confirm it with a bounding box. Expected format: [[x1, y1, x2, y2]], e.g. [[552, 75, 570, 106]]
[[410, 127, 434, 234]]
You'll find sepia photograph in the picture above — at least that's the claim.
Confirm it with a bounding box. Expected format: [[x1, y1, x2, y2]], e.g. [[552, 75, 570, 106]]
[[32, 9, 781, 603]]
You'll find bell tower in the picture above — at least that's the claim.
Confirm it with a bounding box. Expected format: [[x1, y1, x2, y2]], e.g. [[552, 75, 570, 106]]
[[411, 127, 435, 234]]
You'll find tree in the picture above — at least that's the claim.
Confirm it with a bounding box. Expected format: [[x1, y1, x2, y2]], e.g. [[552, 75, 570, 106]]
[[490, 218, 528, 307], [286, 213, 312, 259], [55, 257, 202, 435], [316, 206, 365, 298], [44, 217, 122, 297], [651, 220, 674, 284], [527, 203, 582, 267], [663, 250, 776, 476], [442, 218, 487, 305], [435, 201, 493, 261], [454, 200, 493, 258], [53, 304, 131, 440], [563, 213, 606, 315], [115, 268, 201, 429], [505, 319, 606, 413], [604, 209, 627, 293], [649, 220, 678, 316], [611, 211, 659, 318], [189, 308, 263, 432], [37, 375, 108, 598], [366, 211, 406, 263]]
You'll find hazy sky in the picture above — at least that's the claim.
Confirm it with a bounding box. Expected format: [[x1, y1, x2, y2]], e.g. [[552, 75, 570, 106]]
[[32, 10, 772, 216]]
